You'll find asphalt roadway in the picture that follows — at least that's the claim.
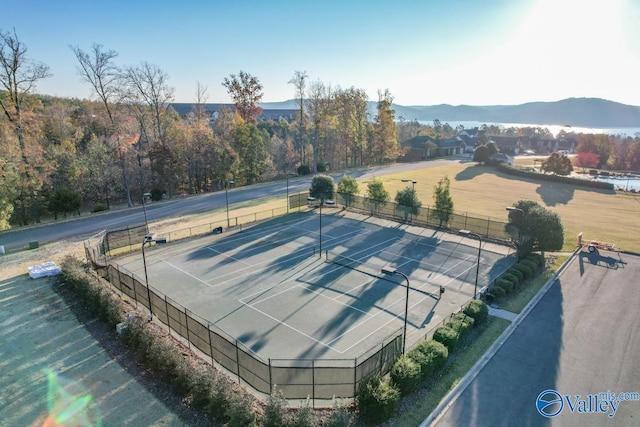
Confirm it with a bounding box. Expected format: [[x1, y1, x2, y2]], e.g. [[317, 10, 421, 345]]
[[429, 250, 640, 427], [0, 159, 460, 252]]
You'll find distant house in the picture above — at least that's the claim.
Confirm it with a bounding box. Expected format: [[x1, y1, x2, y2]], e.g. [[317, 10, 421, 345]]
[[399, 134, 466, 161], [434, 137, 466, 157], [488, 135, 528, 155]]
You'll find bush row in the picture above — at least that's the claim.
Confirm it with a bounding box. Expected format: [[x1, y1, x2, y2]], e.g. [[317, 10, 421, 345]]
[[497, 163, 615, 190], [357, 300, 489, 425], [59, 256, 352, 427], [486, 253, 545, 301]]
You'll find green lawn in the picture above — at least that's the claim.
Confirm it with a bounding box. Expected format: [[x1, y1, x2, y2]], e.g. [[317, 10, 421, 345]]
[[364, 161, 640, 252]]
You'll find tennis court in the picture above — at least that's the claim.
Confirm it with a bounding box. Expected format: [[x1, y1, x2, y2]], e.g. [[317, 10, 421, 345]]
[[114, 210, 514, 361]]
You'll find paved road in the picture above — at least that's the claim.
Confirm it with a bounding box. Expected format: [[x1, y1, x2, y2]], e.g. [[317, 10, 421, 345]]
[[0, 159, 461, 251], [431, 250, 640, 427]]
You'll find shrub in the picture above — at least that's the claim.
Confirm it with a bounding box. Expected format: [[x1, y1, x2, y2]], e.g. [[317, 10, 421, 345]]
[[297, 164, 311, 175], [521, 259, 538, 272], [292, 397, 317, 427], [507, 268, 524, 282], [514, 263, 533, 279], [448, 312, 475, 339], [326, 398, 352, 427], [150, 188, 165, 201], [356, 375, 400, 425], [226, 393, 260, 427], [502, 272, 520, 287], [526, 253, 545, 268], [264, 386, 289, 427], [496, 278, 514, 294], [464, 300, 489, 324], [316, 162, 327, 172], [91, 203, 108, 213], [410, 339, 449, 379], [488, 284, 506, 300], [390, 355, 421, 395], [433, 325, 459, 351]]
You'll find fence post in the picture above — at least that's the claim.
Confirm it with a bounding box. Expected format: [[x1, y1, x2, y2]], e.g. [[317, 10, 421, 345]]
[[165, 296, 171, 334], [208, 323, 215, 365], [268, 358, 273, 392], [312, 359, 315, 409], [486, 217, 490, 237], [184, 307, 191, 350], [353, 358, 357, 399], [236, 340, 241, 383]]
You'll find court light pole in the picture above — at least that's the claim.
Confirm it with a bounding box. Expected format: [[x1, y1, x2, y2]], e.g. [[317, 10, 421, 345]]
[[401, 179, 417, 221], [459, 230, 482, 300], [506, 206, 526, 259], [381, 267, 410, 354], [225, 180, 235, 228], [142, 192, 151, 233], [142, 234, 153, 319]]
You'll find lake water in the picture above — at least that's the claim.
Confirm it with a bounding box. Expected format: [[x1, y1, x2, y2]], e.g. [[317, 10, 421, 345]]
[[417, 120, 640, 137]]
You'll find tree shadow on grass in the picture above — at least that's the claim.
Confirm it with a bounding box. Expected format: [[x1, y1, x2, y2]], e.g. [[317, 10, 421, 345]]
[[453, 164, 495, 181]]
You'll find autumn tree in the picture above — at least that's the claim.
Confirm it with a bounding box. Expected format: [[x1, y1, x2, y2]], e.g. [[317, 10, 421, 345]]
[[576, 134, 611, 166], [71, 43, 134, 207], [541, 152, 573, 175], [337, 174, 359, 207], [222, 71, 263, 123], [0, 28, 51, 224], [371, 89, 399, 164], [573, 152, 600, 172], [288, 70, 307, 164], [307, 79, 333, 172]]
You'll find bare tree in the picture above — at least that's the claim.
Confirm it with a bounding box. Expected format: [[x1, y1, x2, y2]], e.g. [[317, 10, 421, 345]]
[[0, 28, 51, 223], [122, 62, 175, 142], [307, 80, 333, 172], [222, 70, 263, 123], [71, 43, 134, 206], [288, 70, 307, 164]]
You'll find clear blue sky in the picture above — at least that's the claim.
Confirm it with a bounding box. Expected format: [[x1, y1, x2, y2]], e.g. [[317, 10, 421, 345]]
[[3, 0, 639, 106]]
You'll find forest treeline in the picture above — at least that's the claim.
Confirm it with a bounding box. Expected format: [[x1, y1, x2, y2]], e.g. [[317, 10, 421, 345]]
[[1, 29, 638, 231]]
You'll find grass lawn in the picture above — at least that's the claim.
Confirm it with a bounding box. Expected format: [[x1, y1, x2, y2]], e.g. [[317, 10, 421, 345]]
[[389, 316, 511, 426], [363, 161, 640, 253]]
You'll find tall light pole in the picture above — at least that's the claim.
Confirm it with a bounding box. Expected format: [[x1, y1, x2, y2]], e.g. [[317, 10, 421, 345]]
[[142, 234, 153, 319], [381, 267, 410, 354], [506, 206, 526, 259], [459, 230, 482, 300], [401, 179, 417, 221], [142, 192, 151, 233], [286, 173, 296, 213], [225, 180, 235, 228]]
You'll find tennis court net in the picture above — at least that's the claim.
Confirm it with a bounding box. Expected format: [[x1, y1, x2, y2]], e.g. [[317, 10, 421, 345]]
[[325, 252, 387, 279]]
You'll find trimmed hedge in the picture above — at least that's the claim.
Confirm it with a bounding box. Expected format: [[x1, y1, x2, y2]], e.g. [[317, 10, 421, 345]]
[[507, 268, 524, 282], [464, 299, 489, 324], [520, 259, 538, 272], [448, 312, 475, 339], [390, 355, 422, 395], [357, 374, 401, 425], [433, 325, 459, 351], [497, 163, 614, 190], [526, 253, 545, 268], [496, 278, 514, 294], [514, 263, 533, 279], [409, 339, 449, 379], [502, 272, 520, 287]]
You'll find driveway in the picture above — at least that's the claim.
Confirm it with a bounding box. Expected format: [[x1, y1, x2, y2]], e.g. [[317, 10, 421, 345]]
[[431, 250, 640, 426]]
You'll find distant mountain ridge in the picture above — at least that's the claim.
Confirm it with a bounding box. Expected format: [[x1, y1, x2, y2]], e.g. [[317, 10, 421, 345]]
[[256, 97, 640, 128]]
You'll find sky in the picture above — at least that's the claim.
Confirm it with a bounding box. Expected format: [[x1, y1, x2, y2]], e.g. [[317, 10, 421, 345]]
[[2, 0, 640, 106]]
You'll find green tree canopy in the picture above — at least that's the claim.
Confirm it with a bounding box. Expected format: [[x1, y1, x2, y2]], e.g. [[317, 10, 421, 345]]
[[473, 145, 489, 164], [48, 188, 82, 219], [309, 174, 334, 202], [506, 200, 564, 256], [337, 174, 359, 207], [433, 175, 454, 227], [542, 152, 573, 175], [395, 186, 421, 220], [366, 177, 390, 213]]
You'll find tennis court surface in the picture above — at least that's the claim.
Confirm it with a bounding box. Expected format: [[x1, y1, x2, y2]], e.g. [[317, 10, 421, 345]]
[[114, 211, 514, 361]]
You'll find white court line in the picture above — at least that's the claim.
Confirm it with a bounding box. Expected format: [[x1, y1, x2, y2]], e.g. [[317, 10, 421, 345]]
[[242, 303, 342, 352], [206, 246, 251, 266]]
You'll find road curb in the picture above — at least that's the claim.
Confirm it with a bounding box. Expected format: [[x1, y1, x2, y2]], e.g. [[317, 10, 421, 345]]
[[421, 250, 579, 427]]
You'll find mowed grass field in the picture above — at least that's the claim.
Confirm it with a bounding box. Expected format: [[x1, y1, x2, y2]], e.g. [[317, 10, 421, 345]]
[[365, 160, 640, 253]]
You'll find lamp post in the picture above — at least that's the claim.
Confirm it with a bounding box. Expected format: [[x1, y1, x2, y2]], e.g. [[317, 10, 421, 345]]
[[506, 206, 526, 258], [142, 234, 153, 319], [286, 173, 296, 213], [401, 179, 417, 221], [459, 230, 482, 300], [225, 180, 235, 228], [381, 267, 410, 354], [142, 192, 151, 233]]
